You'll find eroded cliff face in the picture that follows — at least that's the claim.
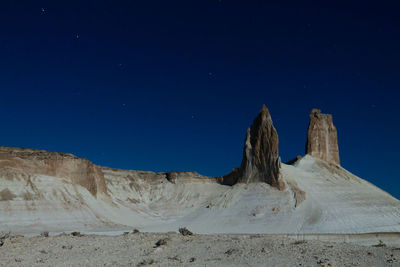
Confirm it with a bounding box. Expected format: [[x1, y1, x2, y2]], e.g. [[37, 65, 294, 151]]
[[305, 109, 340, 165], [0, 146, 220, 200], [0, 147, 107, 197], [222, 105, 284, 189]]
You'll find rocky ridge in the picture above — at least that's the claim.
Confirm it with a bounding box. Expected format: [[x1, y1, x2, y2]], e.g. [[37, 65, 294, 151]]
[[0, 106, 339, 195]]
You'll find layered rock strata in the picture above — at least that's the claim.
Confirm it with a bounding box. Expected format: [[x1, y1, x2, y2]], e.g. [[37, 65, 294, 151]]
[[0, 147, 107, 196], [222, 105, 284, 189], [305, 109, 340, 165]]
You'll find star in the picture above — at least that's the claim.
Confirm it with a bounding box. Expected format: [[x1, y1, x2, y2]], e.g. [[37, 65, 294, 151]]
[[76, 34, 80, 39], [41, 8, 46, 13]]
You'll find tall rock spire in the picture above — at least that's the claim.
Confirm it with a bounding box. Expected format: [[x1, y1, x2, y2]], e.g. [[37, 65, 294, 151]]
[[222, 105, 284, 189], [306, 109, 340, 165]]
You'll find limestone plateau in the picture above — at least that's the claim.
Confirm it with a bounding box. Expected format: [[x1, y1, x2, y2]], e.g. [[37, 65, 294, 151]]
[[0, 104, 399, 236]]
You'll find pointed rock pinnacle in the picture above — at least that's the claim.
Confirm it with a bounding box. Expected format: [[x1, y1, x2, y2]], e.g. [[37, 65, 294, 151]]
[[222, 105, 284, 189]]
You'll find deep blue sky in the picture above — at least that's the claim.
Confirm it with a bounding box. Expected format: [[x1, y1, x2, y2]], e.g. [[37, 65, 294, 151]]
[[1, 2, 399, 198]]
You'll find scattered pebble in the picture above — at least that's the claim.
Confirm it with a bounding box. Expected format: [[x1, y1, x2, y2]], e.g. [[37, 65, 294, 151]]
[[179, 227, 193, 236], [154, 238, 168, 248], [70, 232, 82, 237], [41, 231, 49, 237], [225, 248, 238, 255], [137, 259, 155, 266]]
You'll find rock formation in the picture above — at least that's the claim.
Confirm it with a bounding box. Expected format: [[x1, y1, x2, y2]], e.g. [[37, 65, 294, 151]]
[[1, 106, 400, 236], [222, 105, 284, 189], [0, 147, 107, 196], [305, 109, 340, 165]]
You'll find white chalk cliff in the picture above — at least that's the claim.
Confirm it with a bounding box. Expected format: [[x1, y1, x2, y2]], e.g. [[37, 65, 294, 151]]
[[0, 106, 399, 235]]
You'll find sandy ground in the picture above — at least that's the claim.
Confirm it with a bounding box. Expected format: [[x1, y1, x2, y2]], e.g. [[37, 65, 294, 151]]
[[0, 231, 399, 267]]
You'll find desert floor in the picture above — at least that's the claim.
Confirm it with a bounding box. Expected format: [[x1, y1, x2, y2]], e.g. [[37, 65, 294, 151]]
[[0, 231, 399, 267]]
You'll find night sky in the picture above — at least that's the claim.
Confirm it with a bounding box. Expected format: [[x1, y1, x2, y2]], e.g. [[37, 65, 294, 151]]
[[1, 2, 399, 198]]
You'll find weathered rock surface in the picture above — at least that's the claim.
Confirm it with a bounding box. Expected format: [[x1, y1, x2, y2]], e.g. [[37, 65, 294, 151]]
[[222, 105, 284, 189], [305, 109, 340, 165], [0, 146, 107, 196]]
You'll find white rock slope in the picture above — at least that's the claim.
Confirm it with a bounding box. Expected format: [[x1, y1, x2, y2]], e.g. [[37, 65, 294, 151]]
[[0, 149, 399, 235]]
